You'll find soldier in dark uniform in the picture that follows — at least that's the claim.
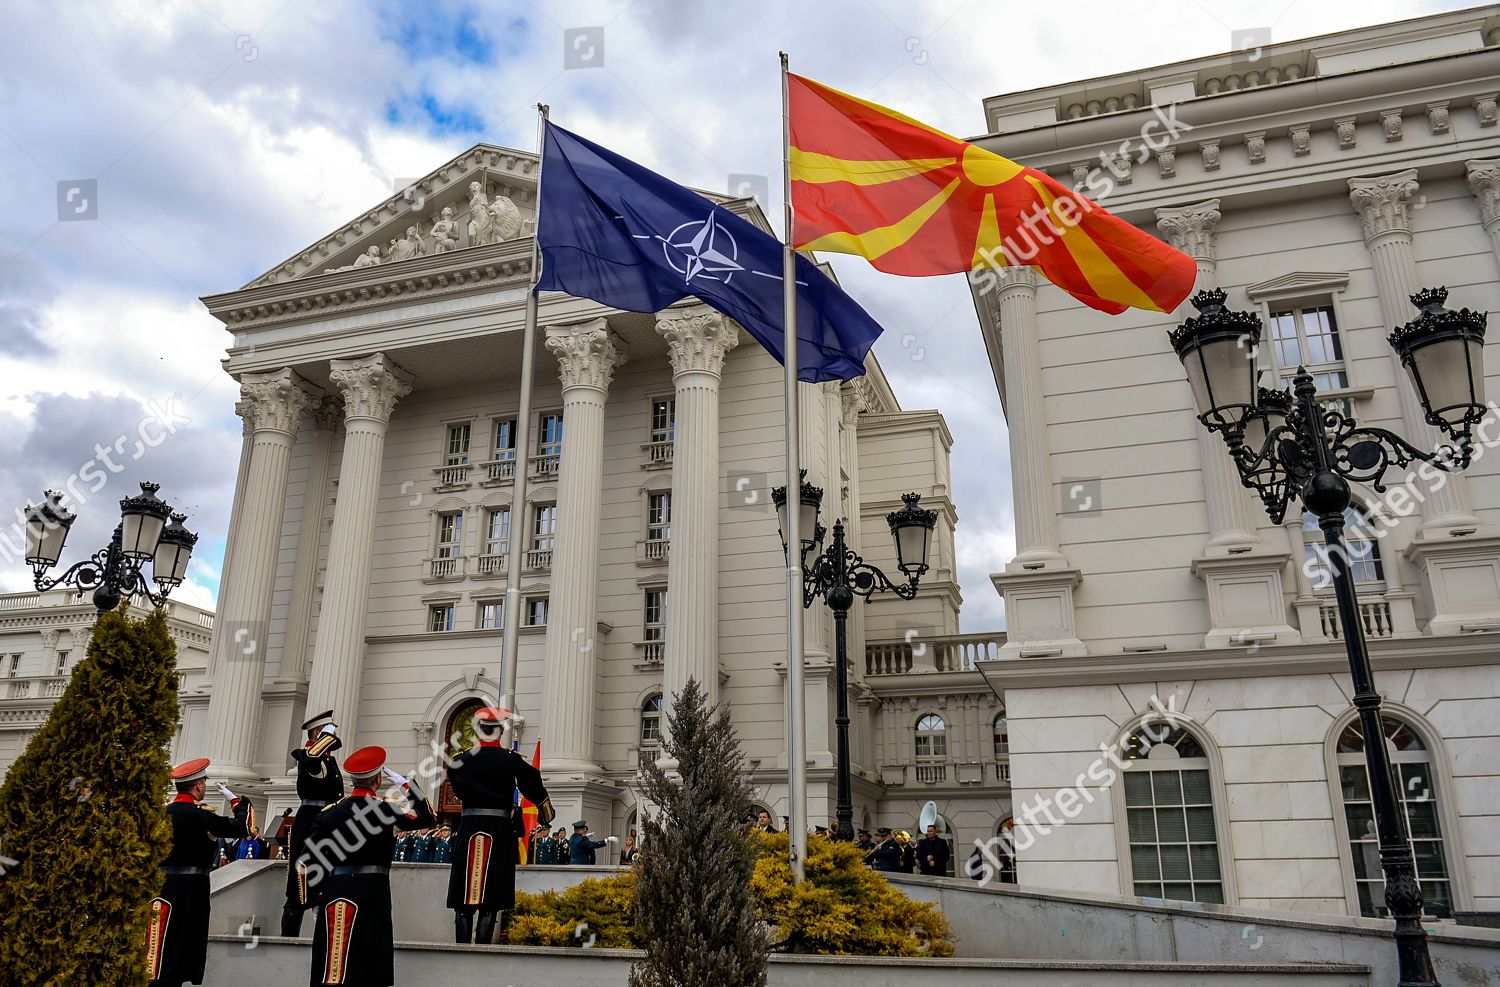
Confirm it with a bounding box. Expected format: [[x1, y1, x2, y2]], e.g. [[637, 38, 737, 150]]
[[868, 827, 905, 872], [445, 706, 554, 945], [304, 745, 434, 987], [146, 758, 252, 987], [568, 820, 615, 864], [282, 708, 343, 937]]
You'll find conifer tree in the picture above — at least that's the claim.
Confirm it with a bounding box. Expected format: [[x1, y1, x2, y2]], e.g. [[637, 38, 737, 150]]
[[630, 677, 769, 987], [0, 607, 179, 985]]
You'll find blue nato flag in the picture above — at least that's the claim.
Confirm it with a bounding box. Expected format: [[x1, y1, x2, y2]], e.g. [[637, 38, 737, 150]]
[[533, 121, 884, 384]]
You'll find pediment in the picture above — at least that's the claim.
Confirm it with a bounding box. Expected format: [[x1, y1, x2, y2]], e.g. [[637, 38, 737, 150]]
[[1245, 271, 1350, 302]]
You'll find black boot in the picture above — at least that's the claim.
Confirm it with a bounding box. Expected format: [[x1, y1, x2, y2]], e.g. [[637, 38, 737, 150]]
[[454, 910, 474, 944], [475, 910, 497, 945], [280, 905, 304, 938]]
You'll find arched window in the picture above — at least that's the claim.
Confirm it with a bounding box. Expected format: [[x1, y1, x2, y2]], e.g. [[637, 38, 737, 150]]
[[1335, 715, 1453, 918], [914, 714, 946, 759], [1302, 507, 1384, 590], [640, 694, 663, 748], [1120, 724, 1225, 904]]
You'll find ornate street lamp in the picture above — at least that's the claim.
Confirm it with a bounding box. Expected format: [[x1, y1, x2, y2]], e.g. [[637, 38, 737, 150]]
[[1171, 286, 1487, 987], [23, 482, 198, 615], [773, 479, 937, 842]]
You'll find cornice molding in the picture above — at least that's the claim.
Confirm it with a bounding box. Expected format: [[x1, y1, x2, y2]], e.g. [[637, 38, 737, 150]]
[[1245, 271, 1351, 301]]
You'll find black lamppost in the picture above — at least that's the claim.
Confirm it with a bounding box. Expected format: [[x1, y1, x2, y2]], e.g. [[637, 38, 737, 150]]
[[1170, 286, 1488, 987], [23, 482, 198, 616], [773, 473, 937, 842]]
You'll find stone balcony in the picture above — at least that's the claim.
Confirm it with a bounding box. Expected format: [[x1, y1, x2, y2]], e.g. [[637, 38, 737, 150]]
[[881, 755, 1011, 789], [865, 631, 1006, 675], [477, 458, 518, 485]]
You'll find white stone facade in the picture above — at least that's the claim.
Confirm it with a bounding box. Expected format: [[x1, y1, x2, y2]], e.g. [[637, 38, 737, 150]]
[[196, 148, 1008, 854], [969, 9, 1500, 918], [0, 590, 214, 776]]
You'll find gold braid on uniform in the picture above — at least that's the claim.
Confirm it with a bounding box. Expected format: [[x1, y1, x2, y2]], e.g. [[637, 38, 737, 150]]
[[536, 797, 556, 827], [307, 733, 338, 758]]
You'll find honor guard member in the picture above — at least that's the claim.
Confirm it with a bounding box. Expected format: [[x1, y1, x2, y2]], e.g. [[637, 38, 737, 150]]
[[305, 746, 434, 987], [146, 758, 252, 987], [568, 820, 615, 864], [282, 708, 344, 937], [445, 705, 554, 945]]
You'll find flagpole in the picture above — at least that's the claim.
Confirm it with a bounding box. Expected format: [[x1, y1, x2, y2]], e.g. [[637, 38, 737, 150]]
[[779, 51, 809, 884], [500, 102, 550, 737]]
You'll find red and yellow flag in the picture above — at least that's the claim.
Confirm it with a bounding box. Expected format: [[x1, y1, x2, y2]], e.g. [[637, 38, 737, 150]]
[[517, 739, 542, 864], [788, 73, 1196, 315]]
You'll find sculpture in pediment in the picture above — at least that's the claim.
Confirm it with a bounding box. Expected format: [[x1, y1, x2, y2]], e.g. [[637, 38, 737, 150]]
[[389, 223, 428, 262], [468, 180, 497, 245], [490, 194, 523, 240], [430, 206, 460, 253], [325, 245, 383, 274]]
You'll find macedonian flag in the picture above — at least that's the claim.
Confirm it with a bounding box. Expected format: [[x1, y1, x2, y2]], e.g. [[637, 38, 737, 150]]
[[788, 74, 1196, 315]]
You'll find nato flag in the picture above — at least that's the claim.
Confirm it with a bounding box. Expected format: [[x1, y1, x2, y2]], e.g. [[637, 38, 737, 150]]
[[534, 121, 884, 383]]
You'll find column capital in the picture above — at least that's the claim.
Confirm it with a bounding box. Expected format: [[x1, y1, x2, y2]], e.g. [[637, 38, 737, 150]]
[[239, 368, 322, 436], [329, 353, 413, 423], [545, 318, 629, 393], [1155, 199, 1222, 261], [1466, 158, 1500, 227], [310, 396, 343, 431], [993, 264, 1037, 298], [839, 384, 863, 426], [1348, 169, 1420, 241], [654, 303, 740, 378]]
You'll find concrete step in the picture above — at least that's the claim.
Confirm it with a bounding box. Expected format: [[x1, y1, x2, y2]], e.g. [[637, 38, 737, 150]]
[[206, 937, 1372, 986]]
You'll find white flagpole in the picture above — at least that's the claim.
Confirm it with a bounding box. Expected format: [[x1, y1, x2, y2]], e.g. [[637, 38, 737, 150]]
[[780, 51, 809, 884], [500, 103, 550, 735]]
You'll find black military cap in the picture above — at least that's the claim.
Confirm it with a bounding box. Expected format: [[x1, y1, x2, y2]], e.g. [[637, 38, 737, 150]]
[[876, 827, 892, 836]]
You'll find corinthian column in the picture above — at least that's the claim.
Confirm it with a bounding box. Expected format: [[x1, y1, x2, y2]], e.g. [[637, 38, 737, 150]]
[[1466, 159, 1500, 273], [275, 397, 340, 685], [656, 302, 739, 709], [539, 320, 627, 779], [305, 354, 413, 743], [1349, 170, 1477, 532], [205, 369, 321, 778]]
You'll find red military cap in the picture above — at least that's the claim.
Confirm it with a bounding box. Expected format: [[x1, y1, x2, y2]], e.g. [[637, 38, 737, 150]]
[[343, 746, 387, 778], [172, 757, 211, 783], [474, 706, 512, 725]]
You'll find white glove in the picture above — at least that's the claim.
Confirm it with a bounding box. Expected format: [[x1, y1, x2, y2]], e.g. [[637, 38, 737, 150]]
[[605, 835, 619, 844], [217, 783, 236, 801], [320, 724, 338, 737], [382, 767, 408, 787]]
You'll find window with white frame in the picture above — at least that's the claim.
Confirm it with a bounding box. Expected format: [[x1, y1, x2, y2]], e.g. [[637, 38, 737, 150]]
[[428, 604, 455, 632], [647, 492, 671, 543], [1302, 507, 1384, 591], [643, 589, 667, 643], [493, 418, 517, 463], [444, 422, 472, 466], [1336, 715, 1453, 918], [476, 599, 504, 630], [914, 713, 947, 759], [993, 712, 1009, 757], [484, 507, 510, 555], [640, 693, 663, 747], [435, 511, 464, 559], [56, 650, 70, 675], [531, 504, 556, 553], [537, 412, 564, 458], [7, 654, 20, 676], [1121, 725, 1224, 904], [650, 398, 675, 445], [1267, 303, 1348, 395], [526, 596, 549, 626]]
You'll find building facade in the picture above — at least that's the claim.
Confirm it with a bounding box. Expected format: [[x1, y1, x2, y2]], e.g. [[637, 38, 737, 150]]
[[197, 151, 1012, 856], [0, 589, 214, 777], [970, 9, 1500, 918]]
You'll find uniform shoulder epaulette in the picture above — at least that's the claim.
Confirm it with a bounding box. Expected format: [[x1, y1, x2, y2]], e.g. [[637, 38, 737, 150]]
[[197, 804, 218, 813], [320, 797, 350, 812]]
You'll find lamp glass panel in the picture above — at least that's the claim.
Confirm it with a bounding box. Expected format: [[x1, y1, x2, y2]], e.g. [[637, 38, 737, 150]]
[[1407, 336, 1484, 424]]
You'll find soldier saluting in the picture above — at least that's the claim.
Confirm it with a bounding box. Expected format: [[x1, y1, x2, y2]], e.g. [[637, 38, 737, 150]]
[[304, 745, 434, 987], [445, 706, 554, 945], [282, 708, 343, 936], [146, 758, 252, 987]]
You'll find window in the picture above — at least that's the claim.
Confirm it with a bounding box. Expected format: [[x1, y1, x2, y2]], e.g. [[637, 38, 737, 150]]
[[1302, 508, 1383, 590], [1336, 716, 1453, 918], [55, 650, 70, 676], [531, 505, 557, 553], [1121, 725, 1224, 904], [647, 492, 671, 543], [428, 604, 455, 632], [444, 423, 472, 467], [1267, 304, 1348, 394], [643, 589, 667, 643], [526, 597, 549, 626], [435, 511, 464, 559], [476, 599, 504, 630], [993, 713, 1009, 758], [640, 693, 663, 746], [651, 398, 675, 444], [537, 412, 564, 457], [484, 508, 510, 555], [994, 818, 1018, 884], [914, 714, 947, 759], [493, 418, 516, 463], [7, 654, 19, 677]]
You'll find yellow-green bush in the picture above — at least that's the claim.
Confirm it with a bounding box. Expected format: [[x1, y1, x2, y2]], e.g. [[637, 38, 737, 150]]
[[512, 873, 639, 948]]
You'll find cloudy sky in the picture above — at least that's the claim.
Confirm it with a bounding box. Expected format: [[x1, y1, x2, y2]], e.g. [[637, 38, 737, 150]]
[[0, 0, 1462, 626]]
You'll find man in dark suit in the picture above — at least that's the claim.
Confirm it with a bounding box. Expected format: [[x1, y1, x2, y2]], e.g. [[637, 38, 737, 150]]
[[915, 823, 951, 876], [445, 706, 554, 945], [568, 820, 615, 864], [282, 708, 343, 937], [146, 758, 251, 987]]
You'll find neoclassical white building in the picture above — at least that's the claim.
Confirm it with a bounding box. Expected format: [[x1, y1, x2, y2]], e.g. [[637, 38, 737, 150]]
[[0, 589, 214, 777], [969, 8, 1500, 918], [196, 148, 1012, 857]]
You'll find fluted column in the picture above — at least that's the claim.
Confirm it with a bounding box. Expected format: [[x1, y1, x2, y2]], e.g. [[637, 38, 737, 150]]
[[205, 369, 321, 778], [997, 268, 1063, 566], [274, 397, 340, 686], [305, 354, 412, 744], [656, 302, 739, 711], [1349, 170, 1477, 531], [1467, 159, 1500, 275], [540, 320, 627, 778], [1157, 200, 1258, 551]]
